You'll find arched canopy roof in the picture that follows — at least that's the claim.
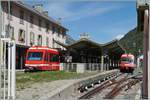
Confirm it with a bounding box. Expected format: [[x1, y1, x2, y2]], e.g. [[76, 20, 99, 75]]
[[54, 38, 125, 61]]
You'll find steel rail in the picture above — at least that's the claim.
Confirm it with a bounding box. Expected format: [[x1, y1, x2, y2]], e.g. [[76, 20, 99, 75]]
[[79, 73, 142, 99], [104, 79, 140, 99], [79, 73, 125, 99]]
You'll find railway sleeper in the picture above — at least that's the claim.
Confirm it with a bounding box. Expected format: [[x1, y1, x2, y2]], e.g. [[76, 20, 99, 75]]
[[78, 73, 119, 93], [104, 79, 140, 99]]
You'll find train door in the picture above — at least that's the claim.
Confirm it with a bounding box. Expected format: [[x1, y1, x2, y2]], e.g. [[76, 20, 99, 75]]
[[44, 51, 49, 70], [50, 53, 59, 70], [48, 52, 54, 70]]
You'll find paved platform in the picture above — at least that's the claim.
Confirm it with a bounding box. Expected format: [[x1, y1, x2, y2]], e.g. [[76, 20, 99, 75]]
[[16, 69, 118, 100]]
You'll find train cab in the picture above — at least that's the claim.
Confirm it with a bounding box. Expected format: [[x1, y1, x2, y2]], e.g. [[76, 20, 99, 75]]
[[25, 46, 60, 71], [119, 54, 136, 73]]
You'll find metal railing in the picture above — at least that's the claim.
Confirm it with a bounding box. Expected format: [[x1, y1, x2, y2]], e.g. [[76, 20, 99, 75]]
[[0, 39, 16, 100], [61, 63, 102, 73]]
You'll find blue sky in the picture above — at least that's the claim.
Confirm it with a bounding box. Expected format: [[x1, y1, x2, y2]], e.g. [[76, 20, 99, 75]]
[[25, 0, 137, 43]]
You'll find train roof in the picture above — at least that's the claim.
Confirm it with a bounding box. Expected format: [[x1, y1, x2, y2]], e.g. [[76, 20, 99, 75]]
[[28, 46, 58, 52], [121, 54, 134, 57]]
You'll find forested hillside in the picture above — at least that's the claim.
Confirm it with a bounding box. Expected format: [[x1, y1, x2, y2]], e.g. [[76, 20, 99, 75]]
[[119, 28, 143, 57]]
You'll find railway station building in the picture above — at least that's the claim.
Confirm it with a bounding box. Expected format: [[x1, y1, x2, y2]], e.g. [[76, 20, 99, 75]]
[[56, 37, 125, 73], [0, 1, 68, 69]]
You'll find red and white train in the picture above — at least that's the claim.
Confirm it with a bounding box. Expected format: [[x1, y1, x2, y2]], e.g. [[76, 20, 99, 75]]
[[25, 46, 60, 71], [119, 54, 136, 73]]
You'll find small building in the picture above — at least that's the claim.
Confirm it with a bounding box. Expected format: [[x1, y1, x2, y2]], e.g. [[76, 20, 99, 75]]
[[56, 38, 125, 72]]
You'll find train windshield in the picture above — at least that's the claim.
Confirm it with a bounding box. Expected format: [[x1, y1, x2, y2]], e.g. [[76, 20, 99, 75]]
[[121, 57, 133, 63], [27, 52, 43, 61]]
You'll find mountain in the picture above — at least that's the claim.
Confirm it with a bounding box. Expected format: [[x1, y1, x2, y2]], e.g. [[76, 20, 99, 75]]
[[119, 28, 143, 57]]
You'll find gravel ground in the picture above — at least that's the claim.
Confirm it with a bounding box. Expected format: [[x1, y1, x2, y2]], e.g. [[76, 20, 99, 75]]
[[16, 70, 118, 100], [16, 71, 100, 100], [115, 82, 142, 100], [16, 79, 77, 100], [49, 70, 118, 100], [77, 69, 142, 100]]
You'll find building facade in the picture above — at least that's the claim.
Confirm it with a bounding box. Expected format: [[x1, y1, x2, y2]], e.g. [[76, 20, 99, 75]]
[[1, 1, 68, 69]]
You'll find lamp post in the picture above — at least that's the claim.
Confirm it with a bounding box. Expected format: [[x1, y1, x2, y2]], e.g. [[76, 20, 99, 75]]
[[7, 1, 16, 99]]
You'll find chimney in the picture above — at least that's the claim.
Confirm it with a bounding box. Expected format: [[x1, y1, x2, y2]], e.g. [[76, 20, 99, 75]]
[[33, 4, 43, 13], [57, 18, 62, 25], [43, 11, 48, 16], [80, 33, 90, 39]]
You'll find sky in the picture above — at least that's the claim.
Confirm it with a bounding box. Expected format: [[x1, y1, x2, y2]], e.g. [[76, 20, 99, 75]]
[[25, 0, 137, 44]]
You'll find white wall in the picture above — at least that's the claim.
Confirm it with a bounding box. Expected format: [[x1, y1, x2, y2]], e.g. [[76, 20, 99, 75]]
[[2, 2, 67, 49]]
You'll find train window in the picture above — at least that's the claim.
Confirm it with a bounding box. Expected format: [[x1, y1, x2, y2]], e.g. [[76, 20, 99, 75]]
[[27, 52, 43, 61], [50, 54, 59, 62], [121, 58, 133, 63]]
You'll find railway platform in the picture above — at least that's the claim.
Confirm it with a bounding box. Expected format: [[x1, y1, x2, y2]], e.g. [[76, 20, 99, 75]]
[[16, 70, 118, 100], [50, 69, 142, 100]]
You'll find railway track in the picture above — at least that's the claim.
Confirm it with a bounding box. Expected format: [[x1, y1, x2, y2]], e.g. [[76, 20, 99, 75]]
[[79, 73, 142, 99], [77, 71, 120, 93], [103, 78, 140, 99]]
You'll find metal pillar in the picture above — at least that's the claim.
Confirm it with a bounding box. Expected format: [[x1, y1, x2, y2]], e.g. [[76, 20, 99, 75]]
[[148, 7, 150, 100], [148, 7, 150, 99], [10, 41, 16, 100], [0, 40, 2, 99], [142, 9, 149, 99], [137, 1, 150, 98], [109, 59, 112, 69], [8, 43, 11, 99], [101, 55, 104, 71], [0, 1, 2, 99], [1, 39, 16, 100], [0, 39, 7, 100], [0, 2, 7, 100]]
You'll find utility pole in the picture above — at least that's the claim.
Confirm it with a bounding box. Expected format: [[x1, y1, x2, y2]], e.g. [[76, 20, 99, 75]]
[[7, 1, 16, 100], [143, 2, 150, 100], [148, 5, 150, 100], [143, 6, 150, 100], [137, 0, 150, 99]]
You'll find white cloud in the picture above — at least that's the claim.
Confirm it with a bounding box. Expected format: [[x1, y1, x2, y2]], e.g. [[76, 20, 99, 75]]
[[46, 2, 123, 22], [64, 6, 119, 22], [115, 34, 124, 40], [47, 2, 73, 19]]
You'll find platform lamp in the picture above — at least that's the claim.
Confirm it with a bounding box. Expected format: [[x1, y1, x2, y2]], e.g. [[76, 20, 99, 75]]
[[3, 1, 16, 100]]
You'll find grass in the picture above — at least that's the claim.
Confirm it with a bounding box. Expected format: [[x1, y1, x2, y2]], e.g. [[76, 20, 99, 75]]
[[17, 71, 81, 82], [16, 71, 84, 90]]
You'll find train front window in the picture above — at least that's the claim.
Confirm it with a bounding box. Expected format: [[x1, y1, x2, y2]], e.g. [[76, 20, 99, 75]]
[[27, 52, 43, 61], [121, 57, 133, 63]]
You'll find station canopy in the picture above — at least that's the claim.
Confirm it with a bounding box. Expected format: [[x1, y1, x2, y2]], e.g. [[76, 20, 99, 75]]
[[54, 38, 125, 63]]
